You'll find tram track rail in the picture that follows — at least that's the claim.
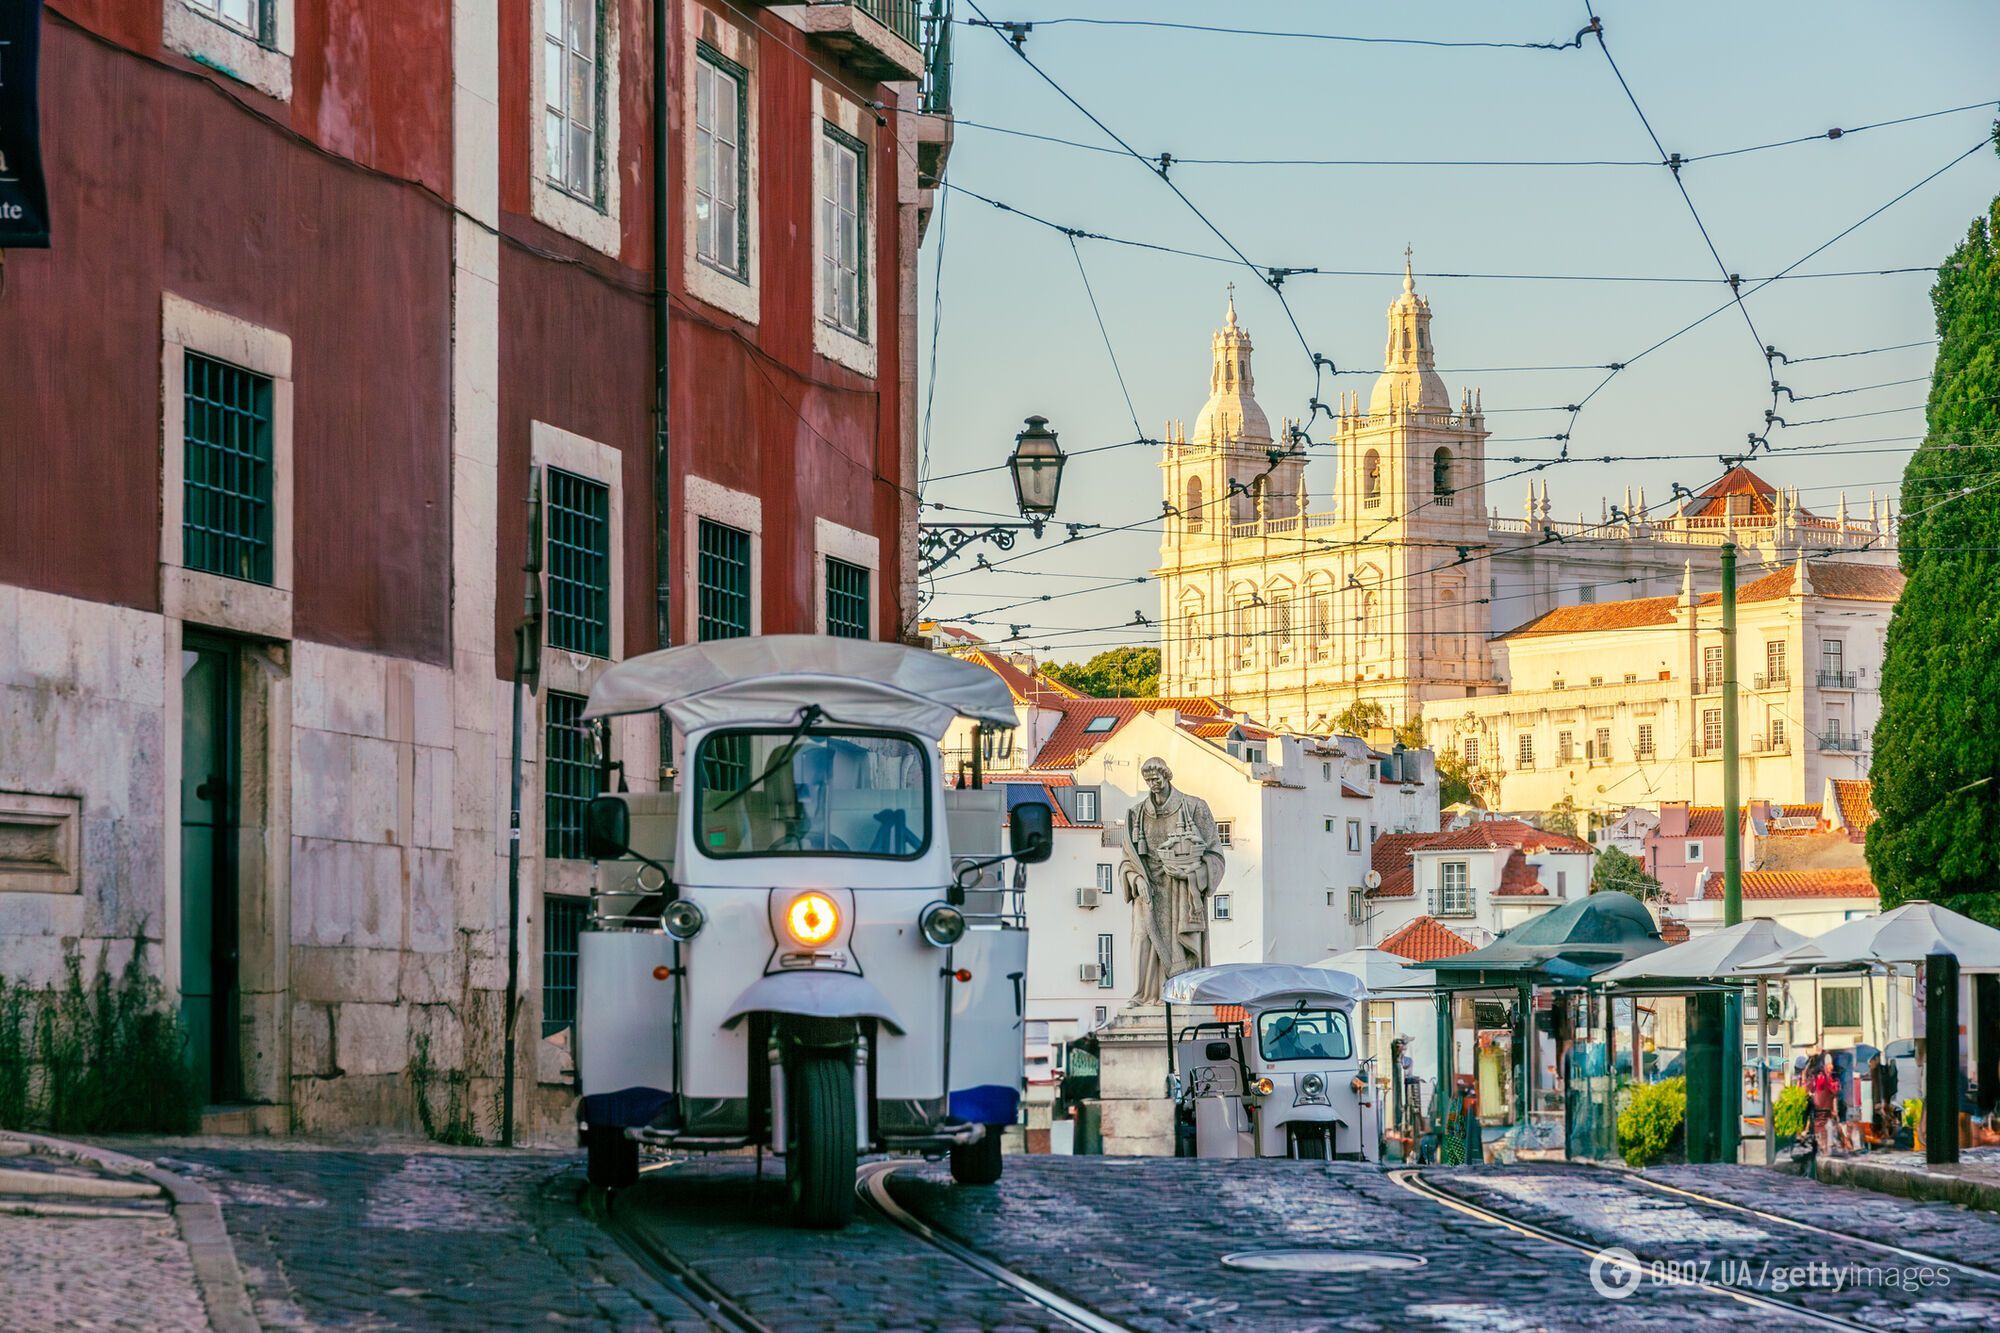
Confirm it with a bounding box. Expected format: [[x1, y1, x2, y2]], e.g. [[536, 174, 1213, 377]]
[[1389, 1168, 1871, 1330], [856, 1161, 1134, 1333], [586, 1179, 775, 1332], [1622, 1170, 2000, 1285]]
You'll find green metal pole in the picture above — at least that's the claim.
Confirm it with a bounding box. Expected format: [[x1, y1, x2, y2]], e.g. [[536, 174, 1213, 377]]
[[1721, 542, 1741, 927]]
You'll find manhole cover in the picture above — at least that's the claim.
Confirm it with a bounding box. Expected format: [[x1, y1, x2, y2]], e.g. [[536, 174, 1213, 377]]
[[1220, 1249, 1427, 1274]]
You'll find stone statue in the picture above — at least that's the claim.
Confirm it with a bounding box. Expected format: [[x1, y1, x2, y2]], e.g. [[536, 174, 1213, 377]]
[[1120, 757, 1225, 1004]]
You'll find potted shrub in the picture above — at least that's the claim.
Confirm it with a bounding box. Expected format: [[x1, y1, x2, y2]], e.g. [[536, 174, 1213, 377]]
[[1903, 1097, 1924, 1151], [1617, 1076, 1687, 1168]]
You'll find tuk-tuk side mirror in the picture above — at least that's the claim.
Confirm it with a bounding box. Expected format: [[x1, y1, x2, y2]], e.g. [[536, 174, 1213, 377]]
[[1009, 801, 1054, 864], [1204, 1040, 1233, 1062], [584, 795, 630, 860]]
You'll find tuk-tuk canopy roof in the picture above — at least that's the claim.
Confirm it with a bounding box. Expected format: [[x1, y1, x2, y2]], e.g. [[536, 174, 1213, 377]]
[[581, 637, 1020, 738], [1737, 901, 2000, 977], [1161, 964, 1364, 1009], [1427, 892, 1664, 987], [1595, 917, 1807, 988]]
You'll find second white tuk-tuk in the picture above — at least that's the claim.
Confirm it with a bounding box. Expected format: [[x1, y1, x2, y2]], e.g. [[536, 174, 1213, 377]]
[[1162, 964, 1381, 1161], [570, 638, 1050, 1227]]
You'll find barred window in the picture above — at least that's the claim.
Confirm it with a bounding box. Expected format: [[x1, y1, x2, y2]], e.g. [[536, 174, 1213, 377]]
[[546, 469, 611, 658], [826, 557, 870, 639], [542, 895, 587, 1037], [544, 691, 601, 860], [697, 518, 752, 641], [183, 353, 275, 585]]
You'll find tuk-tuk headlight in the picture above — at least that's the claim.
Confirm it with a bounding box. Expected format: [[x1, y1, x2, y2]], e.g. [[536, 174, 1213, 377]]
[[1301, 1073, 1325, 1098], [1251, 1076, 1274, 1097], [785, 892, 840, 947], [663, 898, 706, 941], [918, 901, 966, 947]]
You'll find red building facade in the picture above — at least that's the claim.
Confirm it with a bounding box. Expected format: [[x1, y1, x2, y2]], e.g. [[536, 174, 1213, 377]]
[[0, 0, 947, 1138]]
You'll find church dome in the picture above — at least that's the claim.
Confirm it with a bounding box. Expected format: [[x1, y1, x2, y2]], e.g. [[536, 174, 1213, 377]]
[[1191, 291, 1272, 445], [1366, 252, 1451, 417]]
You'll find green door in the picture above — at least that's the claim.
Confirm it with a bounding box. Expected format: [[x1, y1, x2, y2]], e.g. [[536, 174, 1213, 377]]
[[180, 637, 241, 1103]]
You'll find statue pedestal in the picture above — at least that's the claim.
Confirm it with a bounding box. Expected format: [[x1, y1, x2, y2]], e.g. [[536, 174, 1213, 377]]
[[1095, 1002, 1211, 1156]]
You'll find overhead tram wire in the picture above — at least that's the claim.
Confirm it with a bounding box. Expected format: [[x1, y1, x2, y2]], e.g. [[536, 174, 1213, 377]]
[[962, 14, 1607, 52], [1068, 234, 1145, 439]]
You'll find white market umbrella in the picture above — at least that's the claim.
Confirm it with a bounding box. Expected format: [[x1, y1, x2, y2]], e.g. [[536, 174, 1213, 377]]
[[1312, 947, 1438, 993], [1739, 901, 2000, 976], [1595, 919, 1808, 987]]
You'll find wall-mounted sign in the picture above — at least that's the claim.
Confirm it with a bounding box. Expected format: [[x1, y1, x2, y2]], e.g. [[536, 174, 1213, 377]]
[[0, 0, 50, 248]]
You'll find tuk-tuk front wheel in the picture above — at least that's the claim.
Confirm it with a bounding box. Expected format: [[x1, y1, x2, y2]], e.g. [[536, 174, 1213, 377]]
[[785, 1053, 856, 1228], [949, 1128, 1004, 1185], [586, 1124, 639, 1189]]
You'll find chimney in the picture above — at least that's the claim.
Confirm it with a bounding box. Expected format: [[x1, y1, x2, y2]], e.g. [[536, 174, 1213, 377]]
[[1659, 801, 1690, 837]]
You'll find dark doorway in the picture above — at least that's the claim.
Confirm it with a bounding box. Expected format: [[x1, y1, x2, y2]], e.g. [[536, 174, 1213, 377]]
[[180, 634, 242, 1103]]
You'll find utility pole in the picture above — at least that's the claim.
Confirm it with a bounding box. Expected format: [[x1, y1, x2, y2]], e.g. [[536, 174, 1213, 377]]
[[1721, 541, 1741, 927]]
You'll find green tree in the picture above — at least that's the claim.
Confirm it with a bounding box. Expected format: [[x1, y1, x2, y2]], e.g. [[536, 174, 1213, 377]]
[[1435, 747, 1477, 810], [1591, 845, 1663, 903], [1392, 709, 1426, 750], [1544, 795, 1581, 839], [1330, 699, 1388, 738], [1043, 646, 1159, 698], [1870, 150, 2000, 927]]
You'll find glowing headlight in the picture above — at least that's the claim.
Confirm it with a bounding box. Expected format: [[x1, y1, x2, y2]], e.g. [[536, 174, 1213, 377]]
[[918, 901, 967, 947], [1251, 1076, 1274, 1096], [663, 898, 705, 941], [785, 892, 840, 947], [1301, 1073, 1326, 1098]]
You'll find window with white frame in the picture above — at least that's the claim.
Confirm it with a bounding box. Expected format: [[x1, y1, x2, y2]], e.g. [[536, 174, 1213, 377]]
[[1636, 723, 1655, 757], [1594, 726, 1612, 760], [1095, 934, 1114, 989], [1702, 708, 1723, 753], [1346, 819, 1362, 853], [1211, 894, 1231, 920], [1348, 888, 1365, 924], [1215, 821, 1233, 847], [167, 0, 293, 101], [1770, 716, 1787, 749], [1517, 733, 1534, 769], [544, 0, 605, 204], [1094, 863, 1114, 894], [820, 127, 867, 339], [1074, 789, 1099, 824], [1702, 644, 1724, 692], [1439, 861, 1471, 917], [1463, 737, 1480, 768], [1556, 730, 1574, 764], [188, 0, 264, 39], [694, 48, 747, 278], [1685, 841, 1703, 861]]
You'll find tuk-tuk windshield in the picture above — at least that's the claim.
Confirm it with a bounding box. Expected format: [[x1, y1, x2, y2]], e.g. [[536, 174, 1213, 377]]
[[1257, 1008, 1353, 1063], [693, 726, 930, 859]]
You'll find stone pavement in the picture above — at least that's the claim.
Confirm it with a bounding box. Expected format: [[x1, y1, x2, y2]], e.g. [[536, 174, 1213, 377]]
[[86, 1137, 690, 1330], [0, 1136, 211, 1332], [887, 1156, 1744, 1330], [1813, 1145, 2000, 1214]]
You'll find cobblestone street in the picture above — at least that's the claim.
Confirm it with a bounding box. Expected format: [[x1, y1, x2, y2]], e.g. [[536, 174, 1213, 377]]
[[11, 1140, 2000, 1330]]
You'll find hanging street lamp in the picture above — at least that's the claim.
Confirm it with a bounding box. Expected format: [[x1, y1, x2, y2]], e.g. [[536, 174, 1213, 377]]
[[919, 415, 1079, 575]]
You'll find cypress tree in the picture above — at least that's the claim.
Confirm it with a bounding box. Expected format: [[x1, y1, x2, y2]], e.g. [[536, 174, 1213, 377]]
[[1868, 136, 2000, 925]]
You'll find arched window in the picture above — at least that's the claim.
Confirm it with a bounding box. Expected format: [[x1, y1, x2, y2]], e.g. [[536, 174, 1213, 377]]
[[1231, 591, 1259, 668], [1360, 590, 1379, 647], [1311, 588, 1333, 661], [1185, 475, 1205, 531], [1184, 611, 1202, 661], [1362, 449, 1383, 508], [1433, 447, 1454, 506]]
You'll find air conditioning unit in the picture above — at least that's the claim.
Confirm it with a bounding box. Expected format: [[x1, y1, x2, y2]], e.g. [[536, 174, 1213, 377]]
[[1076, 886, 1101, 909], [1078, 963, 1103, 984]]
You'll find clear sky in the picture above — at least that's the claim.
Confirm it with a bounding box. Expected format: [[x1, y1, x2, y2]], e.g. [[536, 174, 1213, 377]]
[[914, 0, 2000, 664]]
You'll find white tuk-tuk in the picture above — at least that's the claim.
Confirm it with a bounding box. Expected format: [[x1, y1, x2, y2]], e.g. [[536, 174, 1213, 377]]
[[572, 638, 1050, 1227], [1162, 964, 1381, 1162]]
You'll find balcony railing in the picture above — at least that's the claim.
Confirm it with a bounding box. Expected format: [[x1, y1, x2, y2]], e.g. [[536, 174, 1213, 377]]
[[797, 0, 925, 81], [1817, 670, 1859, 689], [1820, 732, 1865, 753], [920, 1, 952, 114], [1754, 672, 1789, 690], [854, 0, 923, 45]]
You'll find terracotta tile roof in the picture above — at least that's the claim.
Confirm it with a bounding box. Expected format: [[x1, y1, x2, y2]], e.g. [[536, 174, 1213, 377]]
[[985, 775, 1098, 829], [1420, 819, 1593, 855], [922, 621, 986, 645], [1340, 782, 1372, 799], [1681, 804, 1825, 838], [1368, 831, 1440, 899], [1830, 779, 1876, 837], [1379, 915, 1476, 963], [1698, 867, 1877, 901], [1659, 917, 1691, 945], [956, 648, 1082, 705], [1030, 697, 1226, 771], [1499, 560, 1902, 639], [1494, 850, 1548, 896], [1688, 465, 1781, 518]]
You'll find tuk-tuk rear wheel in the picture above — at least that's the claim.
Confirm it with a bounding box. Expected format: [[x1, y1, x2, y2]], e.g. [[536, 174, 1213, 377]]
[[949, 1128, 1004, 1185], [586, 1124, 638, 1189], [785, 1053, 856, 1228]]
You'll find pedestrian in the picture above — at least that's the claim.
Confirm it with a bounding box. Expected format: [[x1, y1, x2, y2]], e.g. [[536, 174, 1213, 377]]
[[1809, 1052, 1839, 1157]]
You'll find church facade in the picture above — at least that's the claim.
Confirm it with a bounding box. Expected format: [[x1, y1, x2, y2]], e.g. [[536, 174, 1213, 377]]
[[1154, 260, 1894, 749]]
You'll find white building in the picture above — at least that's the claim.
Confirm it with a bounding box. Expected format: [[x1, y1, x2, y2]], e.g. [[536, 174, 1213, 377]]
[[1151, 261, 1893, 744], [941, 646, 1439, 1066], [1426, 559, 1901, 818], [1361, 818, 1597, 948]]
